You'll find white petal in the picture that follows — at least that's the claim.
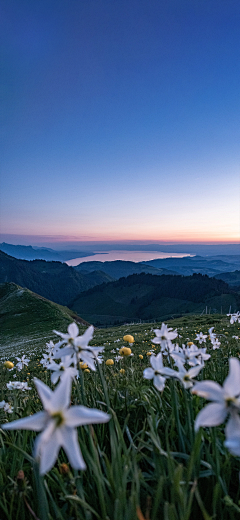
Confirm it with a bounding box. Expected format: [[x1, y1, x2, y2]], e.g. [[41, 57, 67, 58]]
[[225, 436, 240, 456], [53, 346, 74, 359], [75, 326, 94, 348], [51, 371, 60, 385], [60, 426, 86, 470], [65, 406, 110, 427], [50, 373, 72, 412], [34, 379, 53, 410], [152, 353, 163, 371], [143, 368, 154, 380], [2, 411, 47, 431], [224, 358, 240, 397], [225, 413, 240, 439], [192, 380, 224, 402], [153, 374, 166, 392], [80, 352, 96, 371], [68, 322, 79, 338], [195, 403, 227, 431], [38, 430, 61, 475], [188, 365, 204, 378]]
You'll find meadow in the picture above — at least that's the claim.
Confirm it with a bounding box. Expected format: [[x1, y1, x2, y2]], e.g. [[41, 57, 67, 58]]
[[0, 313, 240, 520]]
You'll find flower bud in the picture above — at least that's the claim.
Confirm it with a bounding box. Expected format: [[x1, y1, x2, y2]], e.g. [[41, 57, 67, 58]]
[[59, 463, 70, 475], [106, 359, 114, 366], [4, 361, 14, 369], [123, 335, 134, 343], [119, 347, 132, 356]]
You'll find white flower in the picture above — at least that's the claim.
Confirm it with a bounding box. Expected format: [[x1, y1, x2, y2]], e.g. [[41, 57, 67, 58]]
[[173, 360, 204, 389], [208, 327, 216, 341], [40, 353, 55, 368], [53, 324, 104, 371], [4, 403, 14, 414], [47, 356, 78, 385], [2, 374, 110, 475], [227, 312, 240, 324], [151, 323, 178, 352], [0, 400, 6, 408], [195, 332, 208, 344], [143, 353, 176, 392], [16, 355, 30, 371], [171, 344, 199, 367], [211, 338, 221, 350], [6, 381, 31, 391], [45, 340, 55, 353], [192, 358, 240, 431]]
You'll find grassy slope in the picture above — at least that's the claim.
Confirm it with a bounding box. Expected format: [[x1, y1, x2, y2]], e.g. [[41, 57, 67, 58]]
[[0, 283, 89, 358]]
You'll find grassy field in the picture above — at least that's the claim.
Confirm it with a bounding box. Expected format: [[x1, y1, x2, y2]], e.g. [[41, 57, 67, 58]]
[[0, 312, 240, 519]]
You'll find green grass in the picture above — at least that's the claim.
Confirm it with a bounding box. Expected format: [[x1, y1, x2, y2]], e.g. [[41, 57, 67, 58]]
[[0, 313, 240, 519]]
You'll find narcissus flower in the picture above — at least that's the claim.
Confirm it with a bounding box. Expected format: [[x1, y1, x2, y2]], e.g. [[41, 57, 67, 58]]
[[4, 361, 14, 369], [192, 358, 240, 432], [16, 355, 30, 371], [2, 374, 110, 475], [53, 324, 104, 371], [119, 347, 131, 356], [106, 359, 114, 366], [195, 332, 208, 344], [123, 335, 134, 343]]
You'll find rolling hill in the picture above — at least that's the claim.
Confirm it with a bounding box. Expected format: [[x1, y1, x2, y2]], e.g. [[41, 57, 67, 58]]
[[69, 272, 240, 326], [0, 282, 89, 356], [74, 260, 178, 278]]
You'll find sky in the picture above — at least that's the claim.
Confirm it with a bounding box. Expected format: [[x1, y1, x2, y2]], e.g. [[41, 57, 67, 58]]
[[1, 0, 240, 246]]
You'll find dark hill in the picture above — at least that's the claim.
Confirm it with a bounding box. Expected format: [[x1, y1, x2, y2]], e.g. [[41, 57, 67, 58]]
[[74, 260, 177, 278], [214, 270, 240, 287], [69, 272, 240, 326], [0, 251, 113, 305]]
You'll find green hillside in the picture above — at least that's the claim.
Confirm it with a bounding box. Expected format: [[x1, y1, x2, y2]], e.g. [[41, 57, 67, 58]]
[[0, 282, 89, 358], [69, 272, 240, 325]]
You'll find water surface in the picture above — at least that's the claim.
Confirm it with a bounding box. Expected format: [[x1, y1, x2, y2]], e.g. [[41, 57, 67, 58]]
[[66, 250, 192, 266]]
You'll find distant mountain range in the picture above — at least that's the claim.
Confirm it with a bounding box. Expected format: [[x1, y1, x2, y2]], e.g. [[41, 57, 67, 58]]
[[142, 255, 240, 280], [0, 242, 94, 261], [75, 260, 178, 278], [69, 272, 240, 326]]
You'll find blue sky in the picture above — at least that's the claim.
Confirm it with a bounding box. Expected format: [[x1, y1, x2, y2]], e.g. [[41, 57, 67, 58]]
[[1, 0, 239, 245]]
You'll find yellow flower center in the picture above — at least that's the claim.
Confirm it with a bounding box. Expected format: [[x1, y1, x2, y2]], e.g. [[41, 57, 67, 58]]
[[51, 412, 65, 427]]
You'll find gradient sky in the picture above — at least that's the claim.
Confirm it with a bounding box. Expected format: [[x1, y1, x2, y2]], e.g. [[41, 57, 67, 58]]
[[1, 0, 240, 245]]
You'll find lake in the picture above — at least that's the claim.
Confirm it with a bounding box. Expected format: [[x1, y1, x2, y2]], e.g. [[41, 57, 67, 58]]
[[66, 250, 192, 266]]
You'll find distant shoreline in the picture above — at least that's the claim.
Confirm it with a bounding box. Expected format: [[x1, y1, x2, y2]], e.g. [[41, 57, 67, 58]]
[[66, 250, 193, 266]]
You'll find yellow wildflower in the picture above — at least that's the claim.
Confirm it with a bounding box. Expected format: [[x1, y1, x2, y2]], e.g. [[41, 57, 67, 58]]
[[119, 347, 132, 356], [106, 359, 114, 366]]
